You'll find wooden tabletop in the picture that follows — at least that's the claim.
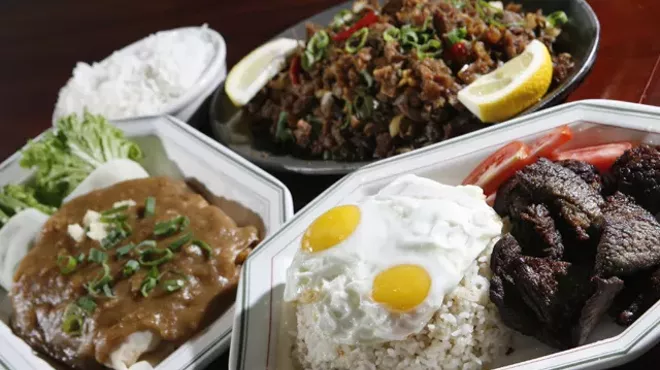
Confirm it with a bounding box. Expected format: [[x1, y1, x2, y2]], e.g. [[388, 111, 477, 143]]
[[1, 0, 659, 369]]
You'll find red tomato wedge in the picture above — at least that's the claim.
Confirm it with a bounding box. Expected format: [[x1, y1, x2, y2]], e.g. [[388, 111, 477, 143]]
[[462, 141, 534, 196], [529, 125, 573, 158], [550, 142, 635, 172]]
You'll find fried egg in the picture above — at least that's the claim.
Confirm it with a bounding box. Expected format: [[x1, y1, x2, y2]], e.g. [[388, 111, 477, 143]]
[[283, 174, 503, 344]]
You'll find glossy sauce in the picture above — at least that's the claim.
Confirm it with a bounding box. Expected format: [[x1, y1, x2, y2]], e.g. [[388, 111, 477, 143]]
[[10, 177, 260, 369]]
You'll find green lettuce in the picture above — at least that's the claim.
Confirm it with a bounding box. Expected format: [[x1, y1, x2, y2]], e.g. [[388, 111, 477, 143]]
[[20, 112, 142, 205], [0, 184, 57, 225]]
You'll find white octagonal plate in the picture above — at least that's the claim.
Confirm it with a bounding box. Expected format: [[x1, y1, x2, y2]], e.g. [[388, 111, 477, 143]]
[[231, 99, 660, 370], [0, 115, 294, 370]]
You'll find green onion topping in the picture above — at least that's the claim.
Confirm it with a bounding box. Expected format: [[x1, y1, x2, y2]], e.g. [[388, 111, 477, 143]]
[[102, 284, 115, 298], [331, 9, 354, 29], [302, 30, 330, 71], [546, 11, 568, 28], [123, 259, 140, 276], [144, 197, 156, 218], [138, 247, 174, 266], [153, 215, 189, 237], [85, 262, 113, 297], [163, 279, 185, 292], [275, 111, 293, 143], [400, 25, 419, 48], [101, 205, 128, 216], [88, 248, 108, 264], [135, 240, 157, 253], [76, 253, 86, 263], [193, 239, 213, 258], [100, 213, 128, 223], [116, 242, 136, 258], [446, 27, 467, 46], [345, 28, 369, 54], [57, 255, 77, 275], [76, 296, 97, 313], [383, 27, 401, 43], [417, 39, 443, 59], [140, 266, 160, 297], [101, 225, 131, 249], [168, 232, 193, 252], [61, 304, 85, 336]]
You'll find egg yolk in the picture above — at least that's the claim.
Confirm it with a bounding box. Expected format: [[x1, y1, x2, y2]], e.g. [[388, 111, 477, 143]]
[[301, 205, 361, 253], [372, 265, 431, 312]]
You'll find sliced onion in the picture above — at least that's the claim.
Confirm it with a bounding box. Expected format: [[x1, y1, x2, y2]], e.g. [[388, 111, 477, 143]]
[[64, 159, 149, 204]]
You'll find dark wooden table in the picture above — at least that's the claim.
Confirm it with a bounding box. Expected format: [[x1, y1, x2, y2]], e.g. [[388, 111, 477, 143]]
[[1, 0, 659, 369]]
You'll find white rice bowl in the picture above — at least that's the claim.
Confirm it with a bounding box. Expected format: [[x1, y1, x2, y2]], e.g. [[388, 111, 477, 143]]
[[290, 245, 512, 370]]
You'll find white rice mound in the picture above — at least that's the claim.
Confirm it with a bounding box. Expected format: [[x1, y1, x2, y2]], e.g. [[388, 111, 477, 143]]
[[292, 246, 512, 370]]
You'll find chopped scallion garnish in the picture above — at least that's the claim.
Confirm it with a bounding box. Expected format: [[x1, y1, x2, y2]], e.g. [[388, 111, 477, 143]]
[[168, 232, 192, 252], [101, 225, 130, 249], [88, 248, 108, 264], [123, 259, 140, 276], [138, 247, 174, 266], [140, 266, 160, 297], [135, 240, 157, 253], [163, 279, 185, 292], [61, 304, 84, 336], [76, 296, 97, 313], [101, 204, 129, 216], [116, 242, 136, 258], [85, 263, 112, 296], [546, 11, 568, 28], [193, 239, 213, 258], [102, 284, 115, 298], [153, 220, 179, 237], [345, 28, 369, 54], [100, 213, 128, 223], [76, 253, 86, 263], [57, 255, 77, 275], [144, 197, 156, 218], [446, 27, 467, 46], [383, 27, 401, 43]]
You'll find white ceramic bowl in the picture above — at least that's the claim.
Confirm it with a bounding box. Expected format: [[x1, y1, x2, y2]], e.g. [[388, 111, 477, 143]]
[[0, 115, 293, 370], [53, 26, 227, 124], [230, 99, 660, 370]]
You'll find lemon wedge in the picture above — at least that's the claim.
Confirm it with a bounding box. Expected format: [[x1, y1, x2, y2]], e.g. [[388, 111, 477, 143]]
[[225, 38, 301, 107], [457, 39, 553, 123]]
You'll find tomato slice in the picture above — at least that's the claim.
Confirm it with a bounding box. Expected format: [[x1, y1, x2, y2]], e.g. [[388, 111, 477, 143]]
[[550, 142, 635, 172], [462, 141, 534, 196], [529, 125, 573, 159]]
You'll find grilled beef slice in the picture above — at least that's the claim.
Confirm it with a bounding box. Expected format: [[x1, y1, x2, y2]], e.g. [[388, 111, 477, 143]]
[[595, 192, 660, 277], [556, 159, 603, 194], [615, 267, 660, 325], [612, 144, 660, 215], [494, 158, 604, 260], [490, 233, 623, 349]]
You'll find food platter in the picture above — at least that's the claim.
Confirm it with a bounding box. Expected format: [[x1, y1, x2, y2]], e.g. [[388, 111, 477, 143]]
[[229, 99, 660, 370], [0, 115, 293, 370], [210, 0, 600, 175]]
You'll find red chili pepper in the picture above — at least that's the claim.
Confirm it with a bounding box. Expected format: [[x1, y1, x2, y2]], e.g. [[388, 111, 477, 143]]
[[332, 11, 379, 42], [449, 41, 468, 60], [289, 55, 301, 85]]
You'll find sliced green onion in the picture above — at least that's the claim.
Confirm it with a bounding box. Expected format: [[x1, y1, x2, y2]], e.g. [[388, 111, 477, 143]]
[[308, 30, 330, 55], [275, 111, 293, 143], [331, 9, 353, 29], [144, 197, 156, 218], [345, 28, 369, 54], [168, 232, 192, 252], [135, 240, 157, 253], [163, 279, 185, 292], [417, 39, 443, 59], [76, 296, 97, 313], [354, 94, 374, 120], [138, 247, 174, 266], [100, 213, 128, 223], [446, 27, 467, 46], [193, 239, 213, 258], [546, 11, 568, 28], [300, 50, 316, 71], [383, 27, 401, 43], [102, 284, 115, 298], [76, 253, 86, 263], [116, 242, 136, 258], [400, 25, 419, 48], [102, 205, 128, 216], [85, 263, 112, 296], [153, 215, 188, 237], [360, 70, 374, 89], [101, 226, 130, 249], [62, 304, 84, 336], [88, 248, 108, 264], [57, 255, 77, 275], [123, 259, 140, 277], [140, 266, 160, 297]]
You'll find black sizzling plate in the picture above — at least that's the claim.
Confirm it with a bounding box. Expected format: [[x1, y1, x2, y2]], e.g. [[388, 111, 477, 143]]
[[210, 0, 600, 175]]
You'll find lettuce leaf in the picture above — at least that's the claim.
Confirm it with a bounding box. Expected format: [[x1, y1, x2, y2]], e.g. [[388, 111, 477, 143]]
[[0, 184, 57, 226], [20, 112, 142, 204]]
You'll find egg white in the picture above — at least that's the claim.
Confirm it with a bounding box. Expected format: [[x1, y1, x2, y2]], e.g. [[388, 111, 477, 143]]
[[284, 174, 503, 344]]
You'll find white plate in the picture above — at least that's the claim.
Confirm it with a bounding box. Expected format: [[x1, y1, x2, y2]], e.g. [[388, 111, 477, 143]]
[[0, 115, 294, 370], [230, 99, 660, 370]]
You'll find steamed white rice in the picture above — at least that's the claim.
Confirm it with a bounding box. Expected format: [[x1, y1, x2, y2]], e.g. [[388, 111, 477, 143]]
[[291, 245, 512, 370]]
